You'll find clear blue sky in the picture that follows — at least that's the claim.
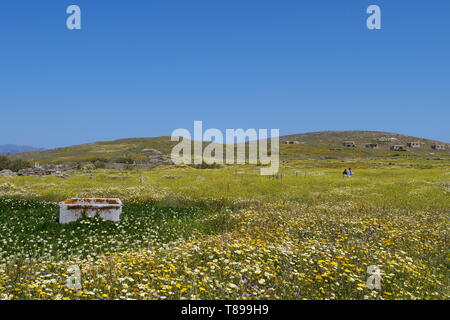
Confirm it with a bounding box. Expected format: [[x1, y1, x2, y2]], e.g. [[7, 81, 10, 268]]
[[1, 0, 449, 148]]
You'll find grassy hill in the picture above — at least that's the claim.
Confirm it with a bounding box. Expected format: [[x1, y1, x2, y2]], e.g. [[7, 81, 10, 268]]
[[8, 136, 179, 163], [280, 130, 449, 160], [8, 131, 449, 163]]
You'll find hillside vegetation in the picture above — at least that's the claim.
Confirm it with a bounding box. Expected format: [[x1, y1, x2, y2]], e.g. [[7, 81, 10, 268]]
[[280, 131, 449, 159], [9, 137, 179, 163], [7, 131, 450, 164]]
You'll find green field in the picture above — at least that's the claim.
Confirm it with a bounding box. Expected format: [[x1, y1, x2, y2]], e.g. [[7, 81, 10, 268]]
[[0, 158, 448, 300]]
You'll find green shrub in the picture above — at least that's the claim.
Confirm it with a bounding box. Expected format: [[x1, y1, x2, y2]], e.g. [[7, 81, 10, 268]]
[[94, 161, 106, 169], [0, 156, 31, 172], [115, 157, 135, 164], [189, 162, 223, 169]]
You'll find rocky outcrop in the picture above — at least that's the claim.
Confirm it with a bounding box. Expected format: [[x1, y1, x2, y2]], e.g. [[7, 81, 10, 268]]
[[13, 148, 173, 175], [146, 149, 173, 166], [56, 162, 79, 171], [0, 169, 17, 177], [38, 162, 79, 171], [148, 157, 173, 166], [52, 171, 69, 178], [16, 162, 81, 177], [18, 167, 47, 176], [18, 167, 69, 178]]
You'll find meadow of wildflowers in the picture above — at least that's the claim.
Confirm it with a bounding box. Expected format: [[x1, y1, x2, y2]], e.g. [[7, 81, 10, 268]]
[[0, 160, 448, 300]]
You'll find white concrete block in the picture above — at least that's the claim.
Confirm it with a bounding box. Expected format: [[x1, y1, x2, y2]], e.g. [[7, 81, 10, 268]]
[[59, 198, 122, 224]]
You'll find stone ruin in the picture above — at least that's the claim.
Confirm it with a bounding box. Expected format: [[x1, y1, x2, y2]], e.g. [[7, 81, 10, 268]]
[[14, 162, 78, 178], [1, 148, 173, 177], [0, 169, 18, 177], [18, 167, 70, 178], [142, 148, 173, 165]]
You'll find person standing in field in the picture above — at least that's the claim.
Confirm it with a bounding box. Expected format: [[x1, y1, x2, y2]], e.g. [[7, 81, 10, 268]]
[[348, 168, 353, 177], [343, 169, 348, 177]]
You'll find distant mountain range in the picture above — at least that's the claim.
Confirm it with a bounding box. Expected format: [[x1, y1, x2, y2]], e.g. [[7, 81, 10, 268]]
[[0, 144, 45, 154]]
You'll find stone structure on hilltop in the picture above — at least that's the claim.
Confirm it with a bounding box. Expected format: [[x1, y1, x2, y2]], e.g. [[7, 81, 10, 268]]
[[365, 143, 379, 149], [390, 145, 407, 152], [284, 141, 301, 145], [343, 141, 356, 147], [407, 141, 421, 148], [431, 144, 446, 151]]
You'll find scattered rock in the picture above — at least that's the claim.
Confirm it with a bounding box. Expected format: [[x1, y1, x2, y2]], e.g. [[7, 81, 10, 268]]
[[148, 157, 172, 165], [54, 162, 79, 171], [18, 167, 47, 176], [105, 163, 128, 170], [142, 148, 163, 156], [143, 148, 173, 166], [52, 171, 69, 179], [81, 162, 96, 170], [0, 169, 17, 177], [18, 167, 70, 177]]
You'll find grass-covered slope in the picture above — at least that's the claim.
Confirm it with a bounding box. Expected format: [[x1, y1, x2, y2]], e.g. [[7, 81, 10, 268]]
[[8, 131, 450, 164], [9, 136, 179, 163], [280, 130, 449, 159]]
